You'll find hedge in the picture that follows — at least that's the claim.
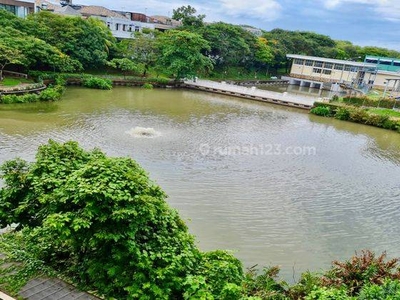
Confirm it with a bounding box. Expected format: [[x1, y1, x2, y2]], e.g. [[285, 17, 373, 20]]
[[341, 96, 396, 109], [311, 102, 400, 132]]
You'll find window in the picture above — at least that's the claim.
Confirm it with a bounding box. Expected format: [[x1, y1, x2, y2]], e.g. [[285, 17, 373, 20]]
[[123, 24, 127, 31], [313, 68, 322, 74], [365, 59, 378, 64], [344, 65, 352, 71], [135, 26, 140, 32], [0, 4, 16, 14], [294, 59, 304, 65], [393, 62, 400, 67], [379, 60, 392, 66], [334, 64, 343, 70], [305, 60, 313, 66], [314, 61, 323, 68], [322, 69, 332, 75], [324, 63, 333, 69]]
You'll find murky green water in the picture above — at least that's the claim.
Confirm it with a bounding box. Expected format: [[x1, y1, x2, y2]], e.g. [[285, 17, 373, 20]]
[[1, 87, 399, 280]]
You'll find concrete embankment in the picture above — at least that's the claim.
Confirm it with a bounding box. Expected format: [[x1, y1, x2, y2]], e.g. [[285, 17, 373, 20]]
[[184, 79, 316, 110]]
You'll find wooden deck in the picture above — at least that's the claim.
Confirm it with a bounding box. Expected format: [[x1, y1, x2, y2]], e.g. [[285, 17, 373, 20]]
[[184, 79, 316, 110]]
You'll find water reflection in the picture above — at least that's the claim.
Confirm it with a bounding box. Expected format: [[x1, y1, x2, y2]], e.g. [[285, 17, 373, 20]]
[[257, 84, 343, 99]]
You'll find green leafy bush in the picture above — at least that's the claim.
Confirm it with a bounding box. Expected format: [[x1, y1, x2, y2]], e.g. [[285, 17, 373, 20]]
[[311, 106, 332, 117], [358, 279, 400, 300], [305, 287, 352, 300], [242, 266, 288, 299], [348, 108, 368, 123], [0, 140, 249, 299], [82, 77, 112, 90], [142, 83, 154, 89], [39, 85, 65, 101], [334, 107, 351, 120], [289, 271, 322, 299]]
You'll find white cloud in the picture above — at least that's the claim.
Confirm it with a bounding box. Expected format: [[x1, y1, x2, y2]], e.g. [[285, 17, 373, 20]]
[[219, 0, 282, 20], [322, 0, 400, 21]]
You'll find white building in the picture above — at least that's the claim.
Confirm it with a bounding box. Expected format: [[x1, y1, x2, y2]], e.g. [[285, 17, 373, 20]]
[[0, 0, 35, 17], [285, 54, 379, 92]]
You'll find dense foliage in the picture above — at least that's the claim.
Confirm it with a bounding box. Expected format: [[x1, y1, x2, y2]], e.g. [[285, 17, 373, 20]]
[[0, 141, 243, 299], [82, 76, 113, 90], [311, 102, 400, 132]]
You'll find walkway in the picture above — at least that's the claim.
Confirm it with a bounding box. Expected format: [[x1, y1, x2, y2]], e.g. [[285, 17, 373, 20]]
[[184, 79, 317, 109]]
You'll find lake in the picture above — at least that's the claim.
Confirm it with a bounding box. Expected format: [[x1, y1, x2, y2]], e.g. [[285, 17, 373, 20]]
[[0, 86, 399, 280]]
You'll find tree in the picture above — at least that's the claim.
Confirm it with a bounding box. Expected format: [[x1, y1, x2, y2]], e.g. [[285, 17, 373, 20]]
[[24, 11, 116, 69], [172, 5, 205, 28], [196, 22, 250, 69], [157, 30, 214, 80], [117, 31, 159, 76], [0, 44, 25, 81], [0, 26, 82, 72], [107, 58, 141, 78]]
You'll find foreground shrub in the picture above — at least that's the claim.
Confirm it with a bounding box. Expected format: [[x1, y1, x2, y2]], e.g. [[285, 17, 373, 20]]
[[321, 250, 400, 296], [242, 266, 288, 299], [305, 287, 352, 300], [289, 271, 322, 299], [0, 140, 246, 299], [358, 279, 400, 300], [82, 77, 112, 90]]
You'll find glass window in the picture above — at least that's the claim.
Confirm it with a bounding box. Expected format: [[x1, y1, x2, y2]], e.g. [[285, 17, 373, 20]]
[[393, 62, 400, 67], [294, 59, 304, 65], [323, 69, 332, 75], [366, 59, 378, 64], [324, 63, 333, 69], [344, 65, 352, 71], [314, 61, 323, 68], [313, 68, 322, 74], [379, 60, 392, 66], [334, 64, 343, 70], [305, 60, 313, 66], [0, 4, 16, 14]]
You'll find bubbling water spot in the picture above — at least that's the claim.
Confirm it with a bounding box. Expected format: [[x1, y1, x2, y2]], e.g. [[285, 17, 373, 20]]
[[125, 127, 161, 138]]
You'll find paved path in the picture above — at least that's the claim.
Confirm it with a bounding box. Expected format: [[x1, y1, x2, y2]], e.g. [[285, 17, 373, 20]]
[[184, 79, 317, 109], [19, 278, 100, 300], [0, 230, 101, 300]]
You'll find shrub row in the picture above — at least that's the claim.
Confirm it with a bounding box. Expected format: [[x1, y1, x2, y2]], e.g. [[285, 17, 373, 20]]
[[311, 102, 400, 132], [0, 85, 65, 104], [0, 82, 45, 93], [341, 96, 396, 109], [28, 71, 173, 86]]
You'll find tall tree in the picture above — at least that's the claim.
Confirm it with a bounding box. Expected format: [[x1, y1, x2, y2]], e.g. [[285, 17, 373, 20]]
[[156, 30, 214, 79], [172, 5, 205, 27], [117, 31, 159, 76]]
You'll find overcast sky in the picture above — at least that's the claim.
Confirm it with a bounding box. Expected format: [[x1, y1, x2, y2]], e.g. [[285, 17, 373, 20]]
[[77, 0, 400, 51]]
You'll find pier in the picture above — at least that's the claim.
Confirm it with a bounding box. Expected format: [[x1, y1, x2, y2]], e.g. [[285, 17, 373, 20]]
[[184, 79, 316, 110]]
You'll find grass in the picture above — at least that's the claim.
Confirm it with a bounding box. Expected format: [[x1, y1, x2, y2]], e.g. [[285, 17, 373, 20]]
[[0, 77, 33, 87], [367, 108, 400, 119]]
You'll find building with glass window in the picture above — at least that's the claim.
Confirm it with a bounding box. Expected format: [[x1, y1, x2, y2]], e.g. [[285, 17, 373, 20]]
[[0, 0, 35, 17], [364, 56, 400, 73], [285, 54, 377, 92], [286, 54, 400, 92]]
